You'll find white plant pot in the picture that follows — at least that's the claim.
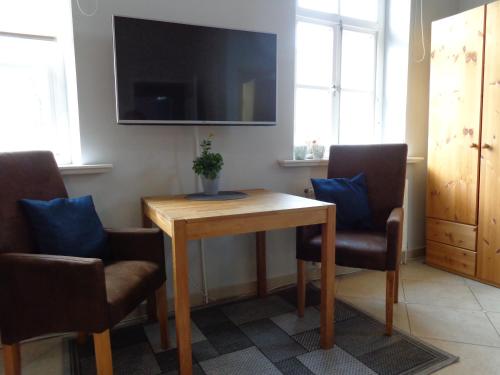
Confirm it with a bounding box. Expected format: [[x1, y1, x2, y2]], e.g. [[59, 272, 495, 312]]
[[201, 175, 220, 195]]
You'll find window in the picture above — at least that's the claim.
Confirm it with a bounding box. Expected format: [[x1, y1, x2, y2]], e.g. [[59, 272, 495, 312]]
[[0, 0, 80, 165], [294, 0, 385, 153]]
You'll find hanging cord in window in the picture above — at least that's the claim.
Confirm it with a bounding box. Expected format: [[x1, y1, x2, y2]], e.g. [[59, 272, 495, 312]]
[[76, 0, 98, 17], [415, 0, 426, 63]]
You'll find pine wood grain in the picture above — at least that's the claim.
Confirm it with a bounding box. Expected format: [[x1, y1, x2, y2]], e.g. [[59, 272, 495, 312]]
[[477, 1, 500, 285], [143, 190, 331, 240], [426, 6, 485, 225], [426, 218, 477, 250], [426, 240, 477, 276], [320, 205, 335, 349], [143, 189, 331, 222]]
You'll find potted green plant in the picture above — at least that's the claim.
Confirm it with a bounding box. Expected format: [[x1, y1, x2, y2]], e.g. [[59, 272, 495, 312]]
[[193, 135, 224, 195]]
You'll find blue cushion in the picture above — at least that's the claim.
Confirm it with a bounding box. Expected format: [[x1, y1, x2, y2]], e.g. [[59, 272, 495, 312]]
[[311, 173, 372, 230], [19, 195, 109, 259]]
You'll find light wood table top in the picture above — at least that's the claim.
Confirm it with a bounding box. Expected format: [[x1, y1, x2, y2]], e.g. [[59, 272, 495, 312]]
[[142, 189, 333, 240], [143, 188, 332, 220]]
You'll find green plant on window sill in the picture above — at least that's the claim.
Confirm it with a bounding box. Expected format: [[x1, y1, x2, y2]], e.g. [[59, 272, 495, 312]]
[[192, 134, 224, 180]]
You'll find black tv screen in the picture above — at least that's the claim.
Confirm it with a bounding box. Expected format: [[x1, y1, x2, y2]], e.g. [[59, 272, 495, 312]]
[[113, 16, 277, 125]]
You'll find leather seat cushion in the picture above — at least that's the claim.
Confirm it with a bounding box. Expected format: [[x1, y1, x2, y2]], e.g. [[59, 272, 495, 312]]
[[298, 230, 388, 271], [105, 260, 163, 325]]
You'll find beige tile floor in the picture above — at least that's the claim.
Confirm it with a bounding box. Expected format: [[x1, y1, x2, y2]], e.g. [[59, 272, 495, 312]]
[[2, 258, 500, 374], [332, 258, 500, 374]]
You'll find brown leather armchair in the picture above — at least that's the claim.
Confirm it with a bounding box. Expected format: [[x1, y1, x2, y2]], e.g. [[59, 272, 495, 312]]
[[0, 151, 169, 375], [296, 144, 407, 336]]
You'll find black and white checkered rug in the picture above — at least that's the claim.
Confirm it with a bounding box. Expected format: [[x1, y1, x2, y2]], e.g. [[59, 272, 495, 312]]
[[68, 285, 458, 374]]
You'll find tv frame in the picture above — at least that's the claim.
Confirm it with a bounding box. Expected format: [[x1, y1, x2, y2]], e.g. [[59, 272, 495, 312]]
[[112, 15, 278, 126]]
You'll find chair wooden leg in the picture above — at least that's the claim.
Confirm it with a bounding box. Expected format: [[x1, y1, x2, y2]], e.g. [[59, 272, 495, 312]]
[[386, 271, 395, 336], [93, 330, 113, 375], [394, 266, 400, 304], [3, 343, 21, 375], [147, 293, 158, 322], [77, 332, 88, 345], [156, 282, 169, 350], [297, 260, 307, 318]]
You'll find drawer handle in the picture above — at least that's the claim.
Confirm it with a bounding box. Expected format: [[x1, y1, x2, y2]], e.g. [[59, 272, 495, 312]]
[[470, 143, 479, 148], [482, 143, 493, 150]]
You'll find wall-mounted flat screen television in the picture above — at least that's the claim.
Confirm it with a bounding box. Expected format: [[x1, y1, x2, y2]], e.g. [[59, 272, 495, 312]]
[[113, 16, 277, 125]]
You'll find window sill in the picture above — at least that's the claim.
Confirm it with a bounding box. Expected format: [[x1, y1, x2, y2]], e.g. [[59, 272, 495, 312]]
[[278, 156, 425, 168], [58, 164, 113, 175]]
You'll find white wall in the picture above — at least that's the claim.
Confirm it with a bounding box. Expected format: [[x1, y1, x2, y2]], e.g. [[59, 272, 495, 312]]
[[459, 0, 496, 11], [379, 0, 463, 254], [404, 0, 461, 251], [382, 0, 412, 144], [66, 0, 332, 300], [66, 0, 467, 301]]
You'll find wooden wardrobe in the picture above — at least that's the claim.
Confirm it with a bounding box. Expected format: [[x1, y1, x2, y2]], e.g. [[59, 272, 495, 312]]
[[426, 1, 500, 286]]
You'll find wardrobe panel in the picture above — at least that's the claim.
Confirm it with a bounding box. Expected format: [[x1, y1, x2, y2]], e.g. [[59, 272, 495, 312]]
[[477, 1, 500, 285], [426, 6, 485, 225]]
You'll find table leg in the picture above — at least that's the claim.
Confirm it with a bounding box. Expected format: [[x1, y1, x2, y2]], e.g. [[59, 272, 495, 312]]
[[320, 206, 335, 349], [256, 231, 267, 297], [297, 259, 307, 318], [172, 220, 192, 375]]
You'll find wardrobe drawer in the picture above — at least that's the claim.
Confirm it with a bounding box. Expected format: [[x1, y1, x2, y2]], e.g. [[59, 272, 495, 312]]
[[426, 218, 477, 251], [426, 240, 476, 276]]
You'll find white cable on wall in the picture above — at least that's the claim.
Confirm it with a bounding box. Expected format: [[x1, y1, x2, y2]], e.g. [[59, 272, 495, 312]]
[[415, 0, 426, 63], [76, 0, 99, 17]]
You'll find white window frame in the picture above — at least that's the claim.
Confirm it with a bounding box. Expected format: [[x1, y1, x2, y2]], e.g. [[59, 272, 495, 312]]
[[294, 0, 385, 147], [0, 1, 81, 165]]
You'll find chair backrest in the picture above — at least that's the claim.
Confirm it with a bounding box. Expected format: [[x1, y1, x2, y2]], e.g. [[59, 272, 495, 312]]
[[0, 151, 67, 254], [327, 144, 408, 231]]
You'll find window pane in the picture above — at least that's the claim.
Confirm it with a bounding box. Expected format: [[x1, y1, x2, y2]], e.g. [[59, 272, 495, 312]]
[[340, 0, 378, 22], [339, 91, 375, 144], [296, 22, 334, 87], [0, 36, 69, 162], [294, 87, 333, 147], [0, 0, 64, 36], [341, 30, 376, 91], [297, 0, 339, 14]]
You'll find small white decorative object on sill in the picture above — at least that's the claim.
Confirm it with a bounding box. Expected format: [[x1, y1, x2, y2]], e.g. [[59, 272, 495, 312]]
[[294, 145, 307, 160]]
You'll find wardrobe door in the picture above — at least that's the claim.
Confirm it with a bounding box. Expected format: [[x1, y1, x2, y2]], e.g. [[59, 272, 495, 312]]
[[478, 1, 500, 285], [426, 6, 485, 225]]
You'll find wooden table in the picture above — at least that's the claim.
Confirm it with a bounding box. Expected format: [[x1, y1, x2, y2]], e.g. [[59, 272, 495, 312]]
[[142, 189, 336, 374]]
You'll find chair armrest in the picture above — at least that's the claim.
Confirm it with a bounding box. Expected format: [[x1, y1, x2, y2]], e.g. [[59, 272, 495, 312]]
[[0, 253, 108, 344], [386, 207, 404, 270], [106, 228, 165, 266]]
